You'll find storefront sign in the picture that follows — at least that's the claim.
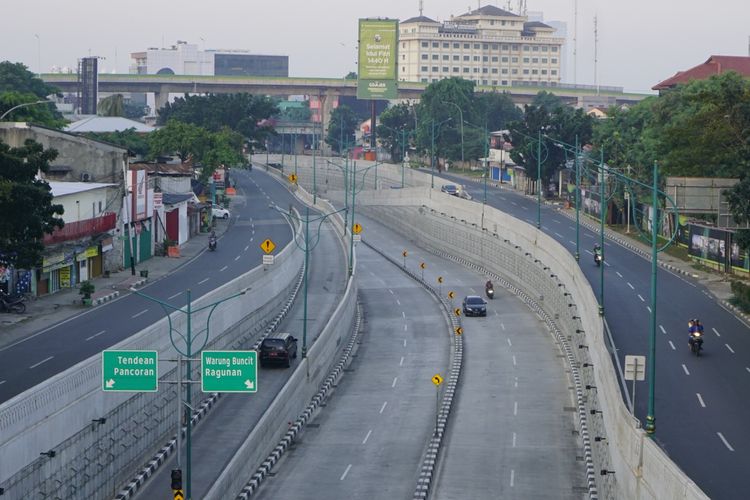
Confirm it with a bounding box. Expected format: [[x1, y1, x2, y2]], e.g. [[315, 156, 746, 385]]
[[59, 267, 71, 288]]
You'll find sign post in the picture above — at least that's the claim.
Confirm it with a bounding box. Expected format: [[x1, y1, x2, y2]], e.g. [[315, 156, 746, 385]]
[[102, 350, 158, 392], [624, 354, 646, 413]]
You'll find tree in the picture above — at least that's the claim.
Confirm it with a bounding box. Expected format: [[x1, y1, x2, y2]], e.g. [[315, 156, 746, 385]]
[[98, 94, 125, 117], [0, 61, 58, 97], [415, 78, 475, 162], [472, 91, 522, 132], [376, 103, 415, 161], [0, 61, 64, 128], [0, 139, 64, 269], [85, 129, 150, 157], [156, 93, 278, 151], [725, 176, 750, 251], [325, 105, 358, 153], [344, 72, 357, 80]]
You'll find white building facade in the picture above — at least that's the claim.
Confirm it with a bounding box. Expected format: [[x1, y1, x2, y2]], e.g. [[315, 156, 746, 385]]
[[399, 5, 564, 87]]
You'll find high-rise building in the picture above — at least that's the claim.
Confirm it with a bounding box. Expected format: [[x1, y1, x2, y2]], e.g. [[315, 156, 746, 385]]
[[399, 5, 564, 87], [130, 41, 288, 77]]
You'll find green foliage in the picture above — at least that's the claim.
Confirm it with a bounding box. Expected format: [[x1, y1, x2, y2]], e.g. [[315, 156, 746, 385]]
[[0, 139, 65, 268], [506, 92, 594, 191], [730, 280, 750, 314], [0, 62, 64, 127], [84, 129, 150, 157], [325, 105, 358, 153], [725, 176, 750, 252], [98, 94, 125, 117], [79, 280, 95, 299], [156, 93, 277, 151], [376, 103, 415, 161], [277, 100, 311, 122], [0, 61, 59, 97], [344, 72, 357, 80]]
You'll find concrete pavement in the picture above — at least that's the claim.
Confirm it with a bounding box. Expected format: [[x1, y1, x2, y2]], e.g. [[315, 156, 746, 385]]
[[0, 215, 233, 351]]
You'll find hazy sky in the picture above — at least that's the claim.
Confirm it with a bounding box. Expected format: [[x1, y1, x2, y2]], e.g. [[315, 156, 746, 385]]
[[1, 0, 748, 94]]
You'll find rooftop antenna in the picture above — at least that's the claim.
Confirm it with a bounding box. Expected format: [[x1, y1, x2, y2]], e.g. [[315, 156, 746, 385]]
[[419, 0, 423, 16], [573, 0, 578, 85], [594, 14, 599, 95]]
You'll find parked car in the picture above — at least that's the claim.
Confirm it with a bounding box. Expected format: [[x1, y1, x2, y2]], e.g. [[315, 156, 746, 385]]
[[462, 295, 487, 317], [259, 332, 298, 368], [212, 206, 230, 219], [441, 184, 459, 196]]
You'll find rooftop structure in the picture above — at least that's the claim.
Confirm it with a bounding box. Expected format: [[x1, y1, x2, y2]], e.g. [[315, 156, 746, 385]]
[[653, 55, 750, 91]]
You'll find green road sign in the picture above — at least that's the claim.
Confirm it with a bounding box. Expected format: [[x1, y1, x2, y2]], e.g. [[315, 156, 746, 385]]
[[102, 350, 158, 392], [201, 350, 257, 393]]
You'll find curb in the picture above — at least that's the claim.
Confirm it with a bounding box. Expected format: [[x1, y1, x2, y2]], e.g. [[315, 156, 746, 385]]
[[92, 291, 119, 306]]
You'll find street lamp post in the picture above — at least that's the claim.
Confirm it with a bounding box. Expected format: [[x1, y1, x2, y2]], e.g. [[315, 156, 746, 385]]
[[271, 205, 347, 355], [537, 129, 542, 229], [348, 160, 382, 274], [431, 117, 452, 189], [378, 123, 415, 188], [130, 286, 249, 500], [0, 100, 50, 120], [445, 102, 464, 165]]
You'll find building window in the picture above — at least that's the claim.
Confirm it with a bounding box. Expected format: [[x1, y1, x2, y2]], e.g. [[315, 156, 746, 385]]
[[523, 69, 529, 74], [541, 58, 547, 63], [421, 66, 428, 71], [473, 56, 480, 61], [443, 55, 449, 60], [482, 79, 488, 85], [402, 43, 406, 48], [443, 42, 449, 48], [492, 56, 498, 62], [482, 68, 488, 73], [421, 54, 428, 60], [492, 43, 498, 50], [483, 56, 488, 62], [501, 68, 508, 74], [463, 67, 470, 73], [512, 69, 518, 74], [432, 54, 439, 60], [541, 69, 547, 75], [453, 67, 460, 72], [523, 45, 530, 51], [463, 55, 470, 61], [492, 68, 498, 73], [552, 47, 558, 52], [474, 43, 480, 49], [551, 58, 558, 64], [421, 78, 428, 82], [511, 57, 518, 63], [502, 44, 509, 50], [512, 44, 519, 50], [432, 66, 439, 72], [421, 42, 429, 48], [551, 70, 557, 75], [523, 57, 530, 63], [501, 80, 508, 85], [402, 66, 406, 72], [432, 78, 438, 82], [453, 55, 460, 61], [532, 58, 538, 63], [492, 80, 498, 85], [454, 43, 460, 48], [483, 44, 489, 49], [501, 56, 508, 62], [402, 55, 405, 60], [532, 46, 539, 52], [464, 43, 470, 49], [531, 69, 538, 75], [443, 66, 449, 72], [432, 42, 439, 48], [542, 46, 548, 52], [473, 68, 479, 73]]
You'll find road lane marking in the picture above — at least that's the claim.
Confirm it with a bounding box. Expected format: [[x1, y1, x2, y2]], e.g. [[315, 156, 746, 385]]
[[131, 309, 149, 319], [512, 432, 517, 447], [682, 364, 690, 375], [569, 240, 576, 245], [404, 324, 407, 331], [389, 289, 394, 295], [604, 261, 611, 267], [402, 311, 406, 319], [717, 432, 735, 451], [392, 377, 398, 388], [400, 357, 404, 366], [168, 292, 182, 300], [514, 377, 518, 388], [470, 288, 477, 294], [511, 201, 518, 206], [554, 220, 562, 224], [513, 401, 518, 416], [725, 344, 735, 354], [0, 380, 5, 385], [396, 299, 401, 306], [713, 327, 721, 337], [234, 255, 241, 261], [616, 271, 623, 278], [29, 356, 54, 369], [585, 249, 593, 255], [244, 245, 249, 251], [512, 355, 517, 366], [198, 278, 210, 285], [362, 430, 372, 445], [746, 367, 750, 374], [220, 265, 228, 272], [627, 282, 635, 290], [501, 323, 506, 330], [340, 464, 352, 481], [659, 325, 666, 334], [569, 226, 576, 230], [85, 330, 106, 341], [379, 402, 388, 414], [510, 469, 515, 487], [403, 339, 407, 347], [554, 232, 563, 238], [668, 341, 676, 350], [696, 393, 706, 407], [646, 306, 652, 313], [507, 338, 512, 346]]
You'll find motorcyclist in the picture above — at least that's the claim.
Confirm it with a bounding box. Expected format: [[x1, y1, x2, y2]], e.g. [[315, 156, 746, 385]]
[[485, 279, 494, 291], [209, 230, 217, 250], [688, 318, 704, 347]]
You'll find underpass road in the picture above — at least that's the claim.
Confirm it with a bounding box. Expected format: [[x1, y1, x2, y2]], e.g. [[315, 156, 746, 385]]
[[440, 172, 750, 498]]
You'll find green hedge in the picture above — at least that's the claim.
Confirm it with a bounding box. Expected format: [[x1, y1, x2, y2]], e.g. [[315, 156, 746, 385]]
[[730, 280, 750, 313]]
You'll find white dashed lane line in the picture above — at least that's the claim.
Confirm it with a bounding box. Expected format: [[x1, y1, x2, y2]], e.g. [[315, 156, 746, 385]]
[[362, 430, 372, 445], [627, 282, 635, 290], [379, 402, 388, 414], [513, 402, 518, 416], [512, 432, 517, 447], [659, 325, 666, 334], [554, 232, 563, 238], [402, 311, 406, 319], [682, 364, 690, 375], [717, 432, 735, 452], [340, 464, 352, 481], [168, 292, 182, 300], [198, 277, 210, 285], [616, 271, 623, 278], [646, 306, 652, 313], [85, 330, 106, 341], [0, 380, 5, 385], [726, 344, 735, 354], [669, 341, 676, 350], [220, 265, 228, 272], [29, 356, 54, 369], [131, 309, 148, 319], [392, 377, 398, 388], [713, 328, 721, 337], [637, 294, 645, 302], [244, 245, 249, 252], [399, 357, 404, 367], [696, 393, 706, 407], [396, 299, 401, 305], [510, 469, 515, 487], [234, 255, 241, 261], [507, 338, 512, 347]]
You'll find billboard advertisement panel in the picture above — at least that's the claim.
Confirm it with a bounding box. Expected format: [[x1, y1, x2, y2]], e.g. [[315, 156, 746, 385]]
[[131, 169, 148, 221], [357, 19, 398, 99]]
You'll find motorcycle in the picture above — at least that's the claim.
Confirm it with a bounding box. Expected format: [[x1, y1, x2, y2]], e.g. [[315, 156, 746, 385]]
[[594, 252, 602, 267], [208, 237, 217, 251], [485, 284, 495, 300], [0, 291, 26, 314], [689, 331, 703, 356]]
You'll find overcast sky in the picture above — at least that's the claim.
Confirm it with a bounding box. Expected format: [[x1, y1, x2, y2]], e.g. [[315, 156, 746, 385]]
[[2, 0, 748, 94]]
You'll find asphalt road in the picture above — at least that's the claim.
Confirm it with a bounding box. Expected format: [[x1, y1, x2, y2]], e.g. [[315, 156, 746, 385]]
[[0, 169, 296, 404], [254, 212, 584, 500], [439, 172, 750, 499], [132, 168, 349, 500]]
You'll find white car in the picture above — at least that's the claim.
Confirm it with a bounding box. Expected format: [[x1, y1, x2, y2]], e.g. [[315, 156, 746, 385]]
[[212, 206, 230, 219]]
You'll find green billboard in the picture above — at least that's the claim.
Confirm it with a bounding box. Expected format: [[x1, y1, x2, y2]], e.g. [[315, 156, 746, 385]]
[[357, 18, 398, 99]]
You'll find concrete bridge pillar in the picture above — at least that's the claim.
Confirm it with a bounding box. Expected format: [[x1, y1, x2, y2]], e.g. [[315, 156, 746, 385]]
[[153, 87, 170, 115], [319, 90, 338, 156]]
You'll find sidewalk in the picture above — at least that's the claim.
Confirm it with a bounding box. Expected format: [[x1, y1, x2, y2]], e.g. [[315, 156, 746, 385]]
[[449, 171, 750, 325], [0, 216, 234, 350]]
